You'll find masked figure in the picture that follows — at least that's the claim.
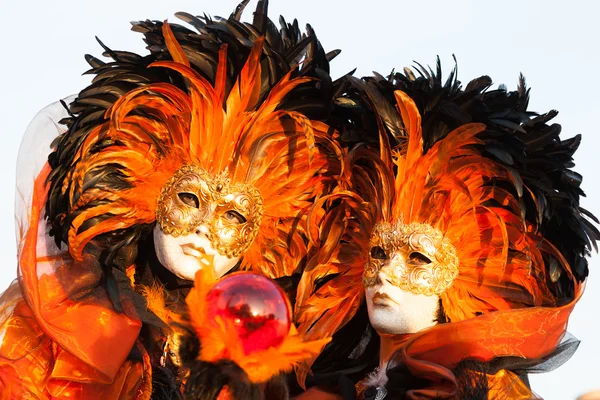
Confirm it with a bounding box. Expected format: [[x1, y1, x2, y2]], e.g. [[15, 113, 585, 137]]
[[354, 90, 574, 399], [0, 3, 342, 398], [294, 67, 598, 399]]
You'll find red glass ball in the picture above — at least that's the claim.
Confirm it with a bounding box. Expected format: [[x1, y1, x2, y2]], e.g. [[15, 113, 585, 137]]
[[205, 272, 291, 355]]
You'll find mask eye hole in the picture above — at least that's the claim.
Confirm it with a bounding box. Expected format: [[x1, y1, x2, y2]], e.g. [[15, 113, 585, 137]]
[[408, 252, 431, 265], [370, 246, 387, 260], [223, 210, 247, 224], [178, 192, 200, 208]]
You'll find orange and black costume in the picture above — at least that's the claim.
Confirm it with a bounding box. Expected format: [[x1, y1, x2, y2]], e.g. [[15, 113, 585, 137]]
[[294, 65, 598, 399], [0, 2, 343, 399], [0, 2, 598, 400]]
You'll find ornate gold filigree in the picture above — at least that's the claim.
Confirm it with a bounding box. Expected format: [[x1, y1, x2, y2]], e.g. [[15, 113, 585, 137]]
[[363, 220, 459, 296], [156, 164, 263, 258], [163, 330, 184, 368]]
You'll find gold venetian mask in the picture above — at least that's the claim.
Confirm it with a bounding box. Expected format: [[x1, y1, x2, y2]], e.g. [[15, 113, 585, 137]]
[[156, 164, 263, 258], [363, 221, 459, 296]]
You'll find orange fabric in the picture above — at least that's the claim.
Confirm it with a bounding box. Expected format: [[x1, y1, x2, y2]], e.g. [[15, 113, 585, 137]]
[[0, 300, 54, 399], [0, 299, 151, 399], [19, 163, 142, 381], [0, 163, 148, 398], [385, 281, 581, 399], [486, 369, 536, 400], [352, 296, 575, 399]]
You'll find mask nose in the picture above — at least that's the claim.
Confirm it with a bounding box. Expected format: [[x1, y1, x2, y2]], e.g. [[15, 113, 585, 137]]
[[376, 268, 394, 286], [195, 224, 209, 235]]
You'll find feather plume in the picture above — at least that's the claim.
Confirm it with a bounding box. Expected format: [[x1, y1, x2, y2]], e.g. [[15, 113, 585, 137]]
[[47, 22, 342, 281]]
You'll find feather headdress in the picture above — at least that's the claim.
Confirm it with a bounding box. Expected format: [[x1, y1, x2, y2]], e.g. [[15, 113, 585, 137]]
[[377, 90, 563, 320], [294, 85, 585, 385], [46, 22, 341, 280], [342, 63, 599, 288]]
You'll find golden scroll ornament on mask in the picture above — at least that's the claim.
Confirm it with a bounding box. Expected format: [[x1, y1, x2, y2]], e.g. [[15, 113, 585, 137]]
[[156, 164, 263, 258], [364, 220, 459, 296]]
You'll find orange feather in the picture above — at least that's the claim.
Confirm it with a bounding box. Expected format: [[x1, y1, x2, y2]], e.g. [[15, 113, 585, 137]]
[[60, 23, 341, 283]]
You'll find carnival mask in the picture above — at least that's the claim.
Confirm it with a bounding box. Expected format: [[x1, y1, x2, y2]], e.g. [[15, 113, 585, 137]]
[[363, 221, 459, 334], [154, 164, 263, 280], [364, 221, 459, 296]]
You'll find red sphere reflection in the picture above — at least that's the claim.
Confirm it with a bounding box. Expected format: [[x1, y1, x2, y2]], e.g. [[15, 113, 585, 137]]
[[205, 272, 291, 355]]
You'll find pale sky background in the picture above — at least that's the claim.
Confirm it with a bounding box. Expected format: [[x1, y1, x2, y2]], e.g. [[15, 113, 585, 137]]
[[0, 1, 598, 399]]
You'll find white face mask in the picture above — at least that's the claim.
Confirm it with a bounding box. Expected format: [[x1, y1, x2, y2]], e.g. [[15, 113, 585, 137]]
[[153, 224, 240, 281], [365, 269, 440, 335], [364, 222, 458, 335]]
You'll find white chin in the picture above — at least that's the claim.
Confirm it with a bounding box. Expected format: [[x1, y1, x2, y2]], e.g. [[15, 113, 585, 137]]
[[168, 257, 203, 281], [369, 307, 412, 335], [153, 225, 240, 281], [366, 290, 441, 335]]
